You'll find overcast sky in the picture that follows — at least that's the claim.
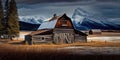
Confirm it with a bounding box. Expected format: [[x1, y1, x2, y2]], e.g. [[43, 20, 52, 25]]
[[2, 0, 120, 20]]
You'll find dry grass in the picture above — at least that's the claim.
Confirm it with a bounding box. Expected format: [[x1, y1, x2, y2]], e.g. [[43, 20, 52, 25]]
[[0, 39, 120, 47], [0, 40, 120, 60], [0, 31, 120, 60], [0, 40, 120, 53], [1, 41, 120, 53], [6, 40, 120, 47]]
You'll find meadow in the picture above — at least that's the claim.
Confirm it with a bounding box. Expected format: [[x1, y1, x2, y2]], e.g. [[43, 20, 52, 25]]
[[0, 31, 120, 60], [0, 40, 120, 60]]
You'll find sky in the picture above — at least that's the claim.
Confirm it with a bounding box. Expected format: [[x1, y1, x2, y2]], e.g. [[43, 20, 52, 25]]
[[2, 0, 120, 20]]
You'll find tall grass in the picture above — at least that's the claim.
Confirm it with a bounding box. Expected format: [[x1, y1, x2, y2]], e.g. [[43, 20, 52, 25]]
[[0, 43, 120, 60]]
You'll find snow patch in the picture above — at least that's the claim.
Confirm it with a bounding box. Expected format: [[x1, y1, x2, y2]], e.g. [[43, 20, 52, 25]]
[[19, 16, 44, 24], [88, 36, 120, 42]]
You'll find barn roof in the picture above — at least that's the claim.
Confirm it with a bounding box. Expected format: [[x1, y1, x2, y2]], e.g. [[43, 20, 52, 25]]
[[29, 30, 51, 36], [38, 20, 57, 30], [37, 14, 62, 30], [75, 30, 88, 36]]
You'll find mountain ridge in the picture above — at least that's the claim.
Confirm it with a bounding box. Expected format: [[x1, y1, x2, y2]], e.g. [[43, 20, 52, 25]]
[[72, 7, 120, 30]]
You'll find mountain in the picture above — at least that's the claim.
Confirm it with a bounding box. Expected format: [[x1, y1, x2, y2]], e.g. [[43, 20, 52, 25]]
[[78, 18, 120, 30], [72, 7, 120, 30], [19, 21, 40, 31], [19, 17, 43, 24], [19, 17, 43, 31]]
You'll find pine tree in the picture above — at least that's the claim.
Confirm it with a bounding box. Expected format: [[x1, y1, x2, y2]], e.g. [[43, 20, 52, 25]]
[[0, 0, 4, 34], [7, 0, 19, 39], [2, 0, 19, 39], [2, 0, 9, 35], [4, 0, 9, 20]]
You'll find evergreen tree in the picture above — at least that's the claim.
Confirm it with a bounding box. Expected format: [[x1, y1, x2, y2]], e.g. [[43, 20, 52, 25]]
[[3, 0, 9, 35], [4, 0, 9, 21], [2, 0, 19, 39], [7, 0, 19, 39], [0, 0, 4, 34]]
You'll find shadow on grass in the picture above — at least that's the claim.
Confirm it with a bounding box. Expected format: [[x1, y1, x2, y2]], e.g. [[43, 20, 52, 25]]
[[8, 41, 25, 45], [0, 39, 10, 44], [0, 51, 120, 60]]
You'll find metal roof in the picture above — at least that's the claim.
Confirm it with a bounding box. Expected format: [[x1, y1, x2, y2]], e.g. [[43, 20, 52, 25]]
[[37, 20, 57, 30]]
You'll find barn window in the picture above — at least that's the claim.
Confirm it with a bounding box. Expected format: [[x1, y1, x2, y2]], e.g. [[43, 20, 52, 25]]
[[42, 37, 44, 40], [62, 20, 67, 26]]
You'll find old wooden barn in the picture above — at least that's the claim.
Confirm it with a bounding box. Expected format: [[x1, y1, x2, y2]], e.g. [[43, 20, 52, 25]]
[[25, 14, 87, 45], [89, 29, 102, 35]]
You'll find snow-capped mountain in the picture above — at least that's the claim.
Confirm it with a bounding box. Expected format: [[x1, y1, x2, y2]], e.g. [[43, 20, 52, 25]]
[[19, 16, 44, 31], [19, 17, 43, 24], [72, 7, 120, 30]]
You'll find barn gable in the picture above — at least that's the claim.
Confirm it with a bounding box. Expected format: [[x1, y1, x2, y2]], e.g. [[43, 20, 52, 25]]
[[55, 14, 74, 29], [37, 14, 74, 30]]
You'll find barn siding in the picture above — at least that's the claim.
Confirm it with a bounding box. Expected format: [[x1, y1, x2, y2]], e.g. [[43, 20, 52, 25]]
[[32, 35, 53, 44], [53, 28, 75, 44]]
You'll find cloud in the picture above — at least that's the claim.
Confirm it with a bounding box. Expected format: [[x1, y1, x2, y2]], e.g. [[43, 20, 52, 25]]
[[18, 5, 78, 18], [17, 0, 120, 18], [16, 0, 93, 4], [96, 0, 120, 2], [14, 0, 120, 5]]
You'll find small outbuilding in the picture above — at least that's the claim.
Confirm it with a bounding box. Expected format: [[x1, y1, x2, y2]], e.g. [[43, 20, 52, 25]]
[[89, 29, 102, 35], [25, 14, 87, 45]]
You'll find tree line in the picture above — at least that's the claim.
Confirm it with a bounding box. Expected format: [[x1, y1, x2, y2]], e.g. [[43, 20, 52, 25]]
[[0, 0, 19, 40]]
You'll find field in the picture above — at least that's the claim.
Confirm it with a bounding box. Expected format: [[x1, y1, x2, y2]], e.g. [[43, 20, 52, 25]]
[[0, 31, 120, 60], [0, 42, 120, 60]]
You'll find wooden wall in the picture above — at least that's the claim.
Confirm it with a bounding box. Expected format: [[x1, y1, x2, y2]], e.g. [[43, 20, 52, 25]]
[[25, 35, 32, 45], [53, 28, 75, 44], [32, 35, 53, 44], [25, 30, 87, 45]]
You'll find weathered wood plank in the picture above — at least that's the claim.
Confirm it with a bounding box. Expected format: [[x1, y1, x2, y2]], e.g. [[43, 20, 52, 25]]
[[53, 33, 74, 44], [53, 28, 74, 33], [32, 34, 53, 44], [32, 35, 52, 37]]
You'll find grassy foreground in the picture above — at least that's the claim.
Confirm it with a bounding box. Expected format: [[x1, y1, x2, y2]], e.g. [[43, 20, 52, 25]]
[[0, 40, 120, 60]]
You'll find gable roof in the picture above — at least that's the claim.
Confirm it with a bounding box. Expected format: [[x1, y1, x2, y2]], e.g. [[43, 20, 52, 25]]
[[38, 14, 75, 30], [29, 14, 87, 36]]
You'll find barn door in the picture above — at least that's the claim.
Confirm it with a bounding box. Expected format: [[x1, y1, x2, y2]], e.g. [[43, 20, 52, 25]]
[[53, 33, 74, 44]]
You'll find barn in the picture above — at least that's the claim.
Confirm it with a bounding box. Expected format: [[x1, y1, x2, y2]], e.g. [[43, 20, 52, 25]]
[[25, 14, 87, 45], [89, 29, 102, 35]]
